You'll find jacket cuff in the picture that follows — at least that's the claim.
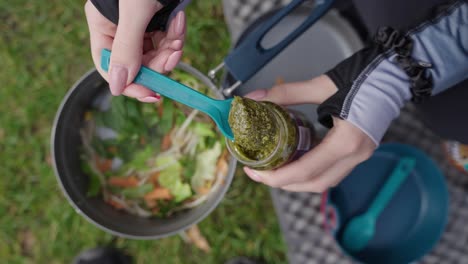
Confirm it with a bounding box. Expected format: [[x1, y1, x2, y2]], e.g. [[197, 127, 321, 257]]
[[90, 0, 181, 32]]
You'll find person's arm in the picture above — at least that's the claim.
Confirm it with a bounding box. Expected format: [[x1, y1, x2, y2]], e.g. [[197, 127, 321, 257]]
[[242, 0, 467, 192], [319, 0, 468, 145]]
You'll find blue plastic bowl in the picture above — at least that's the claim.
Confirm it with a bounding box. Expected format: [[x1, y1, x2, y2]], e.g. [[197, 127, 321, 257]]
[[324, 143, 449, 264]]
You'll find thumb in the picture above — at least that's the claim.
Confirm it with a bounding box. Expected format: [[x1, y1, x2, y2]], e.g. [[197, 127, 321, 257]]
[[245, 75, 338, 105], [108, 0, 162, 96]]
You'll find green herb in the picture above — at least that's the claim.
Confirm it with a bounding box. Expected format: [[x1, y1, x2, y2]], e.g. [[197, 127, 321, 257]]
[[181, 156, 197, 182], [121, 184, 153, 199], [82, 156, 102, 197], [192, 122, 216, 138], [158, 99, 175, 134], [121, 145, 155, 172], [157, 155, 192, 202]]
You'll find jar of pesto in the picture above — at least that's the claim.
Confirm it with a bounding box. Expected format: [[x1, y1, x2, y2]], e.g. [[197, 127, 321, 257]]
[[226, 97, 314, 170]]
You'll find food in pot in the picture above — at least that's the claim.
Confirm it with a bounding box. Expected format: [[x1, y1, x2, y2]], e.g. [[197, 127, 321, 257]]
[[80, 70, 229, 218]]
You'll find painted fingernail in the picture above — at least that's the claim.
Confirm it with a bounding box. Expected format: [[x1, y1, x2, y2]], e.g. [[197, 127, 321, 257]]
[[170, 39, 183, 50], [245, 167, 263, 182], [246, 89, 267, 100], [109, 65, 128, 96], [164, 51, 182, 72], [138, 95, 160, 103], [175, 11, 185, 35]]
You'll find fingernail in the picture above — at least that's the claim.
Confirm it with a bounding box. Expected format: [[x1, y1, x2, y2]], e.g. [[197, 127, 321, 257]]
[[164, 51, 182, 72], [138, 95, 160, 103], [175, 11, 185, 35], [246, 89, 267, 100], [170, 39, 183, 50], [245, 167, 264, 182], [109, 65, 128, 96]]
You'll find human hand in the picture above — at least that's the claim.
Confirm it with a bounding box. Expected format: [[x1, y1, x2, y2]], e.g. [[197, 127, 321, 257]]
[[85, 0, 186, 102], [243, 75, 376, 192]]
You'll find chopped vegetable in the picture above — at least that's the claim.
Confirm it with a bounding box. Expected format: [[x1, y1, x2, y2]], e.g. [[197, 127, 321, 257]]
[[80, 69, 229, 218], [144, 188, 172, 201], [191, 142, 222, 193], [156, 155, 192, 202], [108, 176, 139, 188], [121, 184, 153, 199]]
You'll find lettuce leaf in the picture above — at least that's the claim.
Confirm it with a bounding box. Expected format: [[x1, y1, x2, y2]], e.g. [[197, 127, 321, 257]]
[[122, 145, 155, 172], [191, 142, 222, 192], [157, 155, 192, 202], [121, 183, 153, 199], [192, 122, 216, 138]]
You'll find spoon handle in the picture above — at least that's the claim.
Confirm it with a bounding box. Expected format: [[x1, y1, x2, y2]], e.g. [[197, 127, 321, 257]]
[[100, 49, 220, 116], [368, 157, 416, 218]]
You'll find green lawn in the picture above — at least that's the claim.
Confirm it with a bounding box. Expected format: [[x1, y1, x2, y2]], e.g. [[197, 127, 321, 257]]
[[0, 1, 286, 263]]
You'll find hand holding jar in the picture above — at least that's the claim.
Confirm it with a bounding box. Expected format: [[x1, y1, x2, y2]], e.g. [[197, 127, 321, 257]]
[[242, 75, 376, 193]]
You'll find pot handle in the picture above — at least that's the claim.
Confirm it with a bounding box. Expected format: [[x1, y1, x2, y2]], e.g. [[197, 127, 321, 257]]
[[223, 0, 334, 83]]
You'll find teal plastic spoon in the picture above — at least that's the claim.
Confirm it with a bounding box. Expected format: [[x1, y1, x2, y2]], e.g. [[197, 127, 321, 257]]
[[342, 157, 416, 252], [100, 49, 234, 140]]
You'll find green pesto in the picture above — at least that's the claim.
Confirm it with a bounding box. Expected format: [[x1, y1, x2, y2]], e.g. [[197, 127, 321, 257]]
[[228, 96, 279, 160], [260, 101, 298, 170], [228, 97, 299, 170]]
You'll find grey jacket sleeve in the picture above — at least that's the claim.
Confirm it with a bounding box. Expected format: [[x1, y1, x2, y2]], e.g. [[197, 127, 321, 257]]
[[318, 0, 468, 145]]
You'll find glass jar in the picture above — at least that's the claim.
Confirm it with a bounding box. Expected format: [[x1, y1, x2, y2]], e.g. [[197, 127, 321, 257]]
[[226, 101, 315, 170]]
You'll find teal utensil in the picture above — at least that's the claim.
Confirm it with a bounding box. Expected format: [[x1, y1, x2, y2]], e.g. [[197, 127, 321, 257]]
[[341, 157, 416, 252], [100, 49, 234, 140]]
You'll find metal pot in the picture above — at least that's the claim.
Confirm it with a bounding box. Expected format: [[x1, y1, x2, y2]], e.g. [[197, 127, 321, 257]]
[[51, 63, 237, 239]]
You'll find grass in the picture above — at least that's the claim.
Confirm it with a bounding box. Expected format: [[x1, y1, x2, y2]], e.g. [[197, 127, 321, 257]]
[[0, 1, 286, 263]]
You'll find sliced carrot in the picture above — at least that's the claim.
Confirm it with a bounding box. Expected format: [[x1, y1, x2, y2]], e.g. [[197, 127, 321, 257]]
[[108, 176, 139, 188], [149, 172, 161, 186], [105, 198, 125, 210], [144, 188, 172, 201], [161, 132, 172, 151], [95, 156, 112, 173], [216, 152, 229, 176]]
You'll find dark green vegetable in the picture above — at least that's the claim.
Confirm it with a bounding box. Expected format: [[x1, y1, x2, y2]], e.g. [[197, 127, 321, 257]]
[[82, 159, 101, 197], [228, 96, 279, 160]]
